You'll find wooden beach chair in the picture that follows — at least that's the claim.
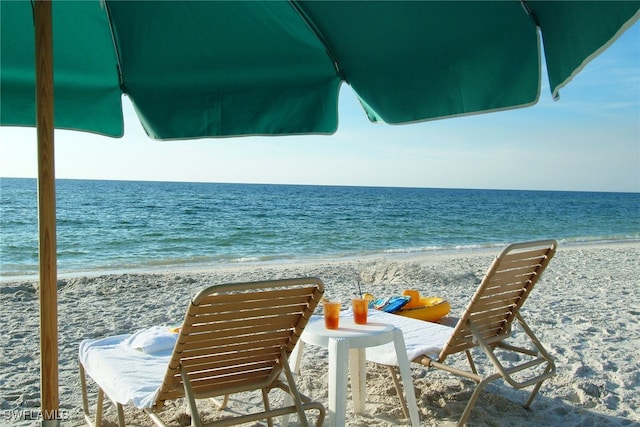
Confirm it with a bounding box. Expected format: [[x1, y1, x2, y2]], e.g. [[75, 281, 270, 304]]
[[368, 240, 558, 426], [79, 277, 326, 427]]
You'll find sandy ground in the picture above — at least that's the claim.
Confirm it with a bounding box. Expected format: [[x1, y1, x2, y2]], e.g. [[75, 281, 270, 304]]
[[1, 241, 638, 426]]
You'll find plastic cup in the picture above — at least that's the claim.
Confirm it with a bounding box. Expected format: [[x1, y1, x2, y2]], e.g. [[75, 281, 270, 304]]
[[351, 298, 368, 325], [323, 301, 341, 329]]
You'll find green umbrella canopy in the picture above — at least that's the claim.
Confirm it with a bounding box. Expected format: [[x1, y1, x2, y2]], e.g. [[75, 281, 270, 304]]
[[2, 1, 638, 140]]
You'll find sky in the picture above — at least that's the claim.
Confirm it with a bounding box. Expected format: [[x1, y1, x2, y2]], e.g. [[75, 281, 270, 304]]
[[1, 23, 639, 193]]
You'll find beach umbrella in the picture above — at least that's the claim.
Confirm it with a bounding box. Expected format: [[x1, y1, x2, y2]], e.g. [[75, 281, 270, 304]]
[[1, 1, 639, 424]]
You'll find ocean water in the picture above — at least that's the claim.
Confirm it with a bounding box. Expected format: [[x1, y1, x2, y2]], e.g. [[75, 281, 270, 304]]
[[1, 178, 639, 279]]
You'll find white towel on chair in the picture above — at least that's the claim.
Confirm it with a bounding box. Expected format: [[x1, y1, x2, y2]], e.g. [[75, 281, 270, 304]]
[[123, 325, 178, 354], [79, 329, 175, 409], [365, 310, 452, 366]]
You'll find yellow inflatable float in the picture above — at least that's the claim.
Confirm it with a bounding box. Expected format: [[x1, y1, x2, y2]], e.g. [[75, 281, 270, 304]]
[[364, 289, 451, 322], [396, 290, 451, 322]]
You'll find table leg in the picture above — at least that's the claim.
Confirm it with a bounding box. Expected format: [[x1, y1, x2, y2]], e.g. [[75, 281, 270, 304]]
[[328, 337, 349, 427], [349, 348, 366, 414], [289, 339, 305, 374], [392, 329, 421, 427]]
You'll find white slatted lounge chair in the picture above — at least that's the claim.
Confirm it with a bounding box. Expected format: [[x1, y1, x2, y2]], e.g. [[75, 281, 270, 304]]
[[367, 240, 558, 426], [79, 277, 326, 427]]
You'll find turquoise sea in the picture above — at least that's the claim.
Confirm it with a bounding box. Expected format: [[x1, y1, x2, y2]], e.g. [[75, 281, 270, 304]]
[[1, 178, 639, 279]]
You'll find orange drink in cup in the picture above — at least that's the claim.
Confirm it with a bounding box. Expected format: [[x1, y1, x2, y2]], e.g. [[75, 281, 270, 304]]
[[351, 298, 368, 325], [323, 300, 341, 329]]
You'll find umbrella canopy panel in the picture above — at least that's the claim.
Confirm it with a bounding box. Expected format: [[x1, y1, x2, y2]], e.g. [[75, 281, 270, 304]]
[[297, 1, 539, 124], [1, 1, 639, 139], [105, 0, 340, 139], [0, 1, 123, 136], [532, 1, 640, 97]]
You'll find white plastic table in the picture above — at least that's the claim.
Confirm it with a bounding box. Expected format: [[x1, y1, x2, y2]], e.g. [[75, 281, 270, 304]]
[[292, 315, 420, 427]]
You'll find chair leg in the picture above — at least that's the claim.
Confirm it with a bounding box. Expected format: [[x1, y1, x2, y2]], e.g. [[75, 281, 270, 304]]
[[96, 389, 104, 426], [116, 402, 126, 427], [209, 395, 229, 410], [280, 349, 311, 427], [80, 360, 130, 427], [465, 350, 478, 375], [262, 388, 274, 427], [386, 366, 410, 419], [180, 365, 203, 427], [524, 381, 543, 409], [524, 363, 554, 408], [517, 313, 557, 409], [80, 362, 101, 427], [79, 363, 93, 426], [457, 374, 496, 427]]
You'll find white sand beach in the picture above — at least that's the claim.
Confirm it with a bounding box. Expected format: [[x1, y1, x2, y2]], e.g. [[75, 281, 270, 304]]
[[1, 241, 639, 426]]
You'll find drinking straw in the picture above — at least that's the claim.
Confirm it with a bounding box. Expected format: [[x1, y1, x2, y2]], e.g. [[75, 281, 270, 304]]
[[356, 280, 363, 298]]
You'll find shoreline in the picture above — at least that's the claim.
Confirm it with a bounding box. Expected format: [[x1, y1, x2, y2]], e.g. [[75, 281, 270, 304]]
[[1, 241, 639, 426], [2, 238, 638, 283]]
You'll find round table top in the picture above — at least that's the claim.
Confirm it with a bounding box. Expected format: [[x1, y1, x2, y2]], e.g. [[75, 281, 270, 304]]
[[301, 315, 396, 349]]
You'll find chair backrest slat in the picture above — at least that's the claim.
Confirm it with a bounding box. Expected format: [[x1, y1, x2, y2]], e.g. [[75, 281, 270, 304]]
[[155, 277, 324, 406], [181, 318, 298, 345], [180, 334, 291, 361], [439, 240, 556, 361], [188, 305, 306, 326]]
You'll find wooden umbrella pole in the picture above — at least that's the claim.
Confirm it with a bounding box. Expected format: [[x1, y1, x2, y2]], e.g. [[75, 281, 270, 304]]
[[34, 0, 59, 424]]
